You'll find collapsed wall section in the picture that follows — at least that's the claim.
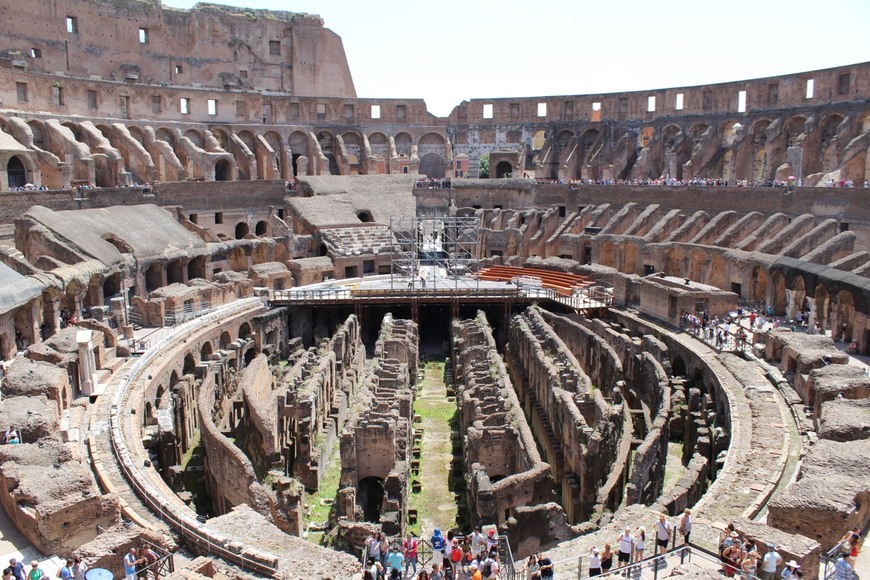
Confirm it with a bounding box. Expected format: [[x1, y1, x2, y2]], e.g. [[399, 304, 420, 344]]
[[339, 314, 418, 536], [452, 311, 571, 556], [506, 306, 626, 525]]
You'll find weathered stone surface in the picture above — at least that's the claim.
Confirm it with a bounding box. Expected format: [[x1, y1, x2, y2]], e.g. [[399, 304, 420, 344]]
[[818, 397, 870, 441]]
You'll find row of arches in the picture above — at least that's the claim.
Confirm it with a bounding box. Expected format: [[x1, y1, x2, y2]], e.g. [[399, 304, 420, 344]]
[[535, 110, 866, 183]]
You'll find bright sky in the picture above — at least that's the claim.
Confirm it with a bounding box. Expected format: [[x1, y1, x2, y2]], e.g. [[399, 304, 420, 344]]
[[164, 0, 870, 118]]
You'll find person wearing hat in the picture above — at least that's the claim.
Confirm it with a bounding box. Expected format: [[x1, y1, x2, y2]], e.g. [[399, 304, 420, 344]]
[[781, 559, 802, 580], [469, 563, 482, 580], [760, 543, 783, 580], [485, 528, 498, 556], [431, 528, 446, 568], [588, 548, 602, 577]]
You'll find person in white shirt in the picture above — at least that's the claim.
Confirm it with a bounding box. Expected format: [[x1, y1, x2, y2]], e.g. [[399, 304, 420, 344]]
[[655, 514, 673, 555], [680, 509, 692, 544], [589, 548, 602, 577], [616, 527, 634, 573]]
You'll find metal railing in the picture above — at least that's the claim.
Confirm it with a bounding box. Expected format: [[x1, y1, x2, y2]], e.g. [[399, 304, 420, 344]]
[[272, 285, 612, 310], [557, 544, 758, 580], [109, 298, 278, 576]]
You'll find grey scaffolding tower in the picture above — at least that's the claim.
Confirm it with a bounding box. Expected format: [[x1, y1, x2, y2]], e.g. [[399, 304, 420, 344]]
[[389, 216, 480, 290]]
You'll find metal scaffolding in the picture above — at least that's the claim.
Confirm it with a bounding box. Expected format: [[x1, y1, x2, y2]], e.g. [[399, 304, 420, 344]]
[[389, 216, 480, 290]]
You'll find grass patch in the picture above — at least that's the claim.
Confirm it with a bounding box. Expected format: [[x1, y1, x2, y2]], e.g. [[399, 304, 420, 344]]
[[661, 441, 687, 494], [408, 361, 460, 535], [303, 441, 342, 545]]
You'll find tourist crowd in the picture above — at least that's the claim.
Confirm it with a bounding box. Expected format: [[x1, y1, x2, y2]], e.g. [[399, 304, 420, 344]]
[[414, 178, 452, 190], [362, 527, 548, 580]]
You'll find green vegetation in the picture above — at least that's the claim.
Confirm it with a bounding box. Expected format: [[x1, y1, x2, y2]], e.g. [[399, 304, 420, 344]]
[[408, 361, 463, 535], [303, 443, 342, 546], [661, 441, 687, 494], [478, 154, 490, 179]]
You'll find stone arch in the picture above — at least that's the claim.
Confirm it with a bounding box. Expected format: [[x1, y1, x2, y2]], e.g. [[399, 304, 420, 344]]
[[556, 130, 574, 153], [263, 130, 283, 176], [640, 126, 655, 149], [166, 259, 184, 285], [788, 274, 807, 321], [214, 159, 231, 181], [818, 114, 845, 173], [238, 322, 253, 340], [187, 256, 206, 281], [815, 283, 831, 334], [358, 476, 385, 523], [252, 243, 269, 265], [237, 130, 257, 152], [688, 123, 709, 141], [394, 132, 413, 157], [750, 266, 768, 304], [228, 247, 247, 271], [661, 125, 681, 148], [621, 243, 638, 274], [211, 128, 230, 149], [495, 160, 513, 178], [102, 272, 122, 300], [419, 153, 445, 178], [184, 129, 203, 149], [665, 246, 686, 277], [181, 355, 194, 377], [155, 128, 176, 148], [27, 120, 47, 149], [219, 331, 233, 349], [598, 240, 615, 268], [7, 155, 27, 189], [61, 121, 85, 144], [769, 269, 788, 315], [145, 263, 162, 293], [200, 341, 213, 361], [342, 131, 363, 168], [750, 120, 772, 181], [288, 131, 309, 176], [834, 289, 855, 342], [316, 131, 339, 175], [368, 132, 389, 174], [705, 254, 727, 288], [255, 220, 268, 236], [418, 132, 445, 146], [688, 250, 707, 282], [784, 116, 807, 148]]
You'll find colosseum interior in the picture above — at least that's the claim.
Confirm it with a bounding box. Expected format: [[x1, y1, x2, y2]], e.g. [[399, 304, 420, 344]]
[[0, 1, 869, 580]]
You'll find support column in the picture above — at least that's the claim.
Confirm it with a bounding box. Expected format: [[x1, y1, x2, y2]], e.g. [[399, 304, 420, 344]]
[[76, 329, 96, 396]]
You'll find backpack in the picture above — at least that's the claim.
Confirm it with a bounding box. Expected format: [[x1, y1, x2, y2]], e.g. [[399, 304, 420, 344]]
[[483, 560, 492, 577], [451, 547, 462, 563]]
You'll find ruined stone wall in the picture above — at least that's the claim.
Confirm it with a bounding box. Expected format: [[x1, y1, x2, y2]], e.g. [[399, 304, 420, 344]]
[[768, 438, 870, 549], [507, 307, 625, 524], [452, 312, 561, 535], [339, 314, 417, 536], [198, 370, 271, 516], [625, 353, 671, 506], [0, 1, 355, 98], [277, 314, 364, 491], [241, 355, 281, 472]]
